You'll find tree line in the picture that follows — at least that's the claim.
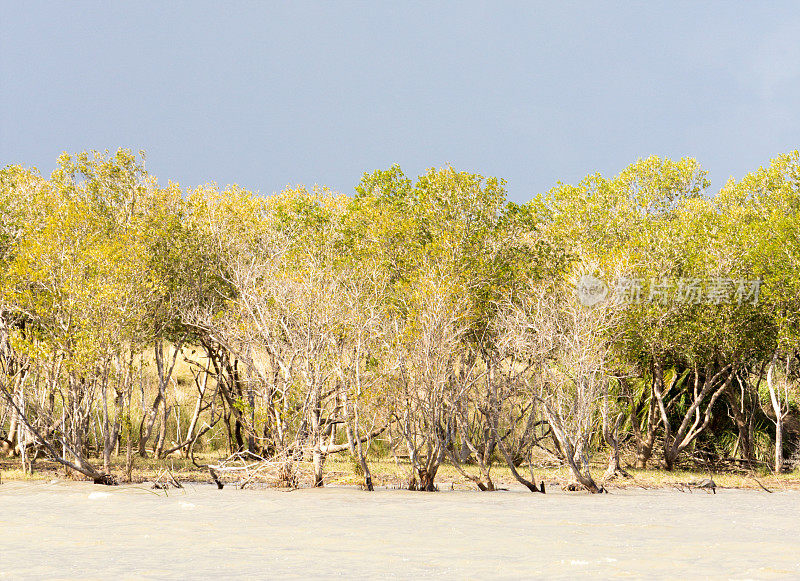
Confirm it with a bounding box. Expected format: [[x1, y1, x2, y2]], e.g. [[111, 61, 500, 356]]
[[1, 150, 798, 492]]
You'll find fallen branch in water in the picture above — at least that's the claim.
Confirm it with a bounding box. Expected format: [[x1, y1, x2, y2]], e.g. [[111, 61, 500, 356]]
[[152, 467, 183, 491], [747, 473, 773, 493]]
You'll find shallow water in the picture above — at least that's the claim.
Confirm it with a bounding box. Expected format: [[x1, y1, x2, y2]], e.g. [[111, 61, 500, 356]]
[[0, 482, 798, 579]]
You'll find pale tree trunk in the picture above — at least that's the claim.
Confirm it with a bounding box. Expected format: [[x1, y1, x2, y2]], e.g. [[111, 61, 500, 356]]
[[161, 363, 218, 458], [726, 370, 759, 466], [402, 418, 447, 492], [182, 362, 208, 457], [17, 376, 28, 473], [125, 419, 134, 482], [312, 452, 324, 487], [154, 399, 169, 458], [139, 389, 161, 457], [651, 361, 675, 469], [767, 350, 788, 473], [601, 379, 629, 481], [490, 418, 544, 493], [342, 381, 374, 491], [775, 417, 784, 473], [352, 410, 373, 491], [410, 451, 441, 492], [602, 412, 629, 481], [140, 339, 183, 458], [101, 358, 125, 475], [399, 401, 447, 493], [539, 399, 601, 493], [447, 427, 495, 491], [445, 360, 498, 492], [653, 361, 733, 471], [310, 386, 325, 488], [7, 391, 18, 452]]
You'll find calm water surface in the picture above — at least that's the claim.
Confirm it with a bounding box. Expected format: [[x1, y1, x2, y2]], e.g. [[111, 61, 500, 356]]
[[0, 481, 798, 579]]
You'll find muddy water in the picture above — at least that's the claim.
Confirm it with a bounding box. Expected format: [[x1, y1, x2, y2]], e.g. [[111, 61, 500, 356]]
[[0, 482, 798, 579]]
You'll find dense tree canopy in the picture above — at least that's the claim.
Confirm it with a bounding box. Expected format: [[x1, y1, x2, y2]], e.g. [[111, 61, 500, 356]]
[[1, 149, 798, 490]]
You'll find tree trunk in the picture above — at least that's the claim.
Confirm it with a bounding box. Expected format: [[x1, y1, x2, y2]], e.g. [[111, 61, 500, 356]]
[[312, 450, 325, 487], [101, 360, 124, 474], [138, 393, 160, 458], [140, 340, 184, 458], [492, 423, 544, 493], [767, 351, 785, 473], [124, 420, 134, 482], [653, 361, 732, 471], [726, 372, 756, 465], [412, 467, 438, 492], [602, 412, 630, 481], [342, 384, 374, 491], [181, 363, 208, 458], [102, 393, 122, 474], [7, 394, 18, 450], [310, 387, 325, 487], [539, 399, 600, 493], [154, 400, 169, 458]]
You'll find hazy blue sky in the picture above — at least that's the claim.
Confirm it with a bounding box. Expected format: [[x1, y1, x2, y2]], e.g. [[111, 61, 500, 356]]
[[2, 1, 799, 203]]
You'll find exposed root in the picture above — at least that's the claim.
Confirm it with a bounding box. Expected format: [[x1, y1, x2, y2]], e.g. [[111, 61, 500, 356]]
[[209, 467, 224, 489]]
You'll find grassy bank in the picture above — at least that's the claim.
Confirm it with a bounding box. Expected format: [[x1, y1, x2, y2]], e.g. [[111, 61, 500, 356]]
[[2, 453, 799, 492]]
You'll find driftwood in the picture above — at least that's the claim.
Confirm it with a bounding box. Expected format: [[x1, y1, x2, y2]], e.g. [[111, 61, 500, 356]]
[[676, 478, 717, 494], [564, 482, 607, 493], [152, 467, 183, 490], [208, 450, 304, 489], [747, 474, 774, 493]]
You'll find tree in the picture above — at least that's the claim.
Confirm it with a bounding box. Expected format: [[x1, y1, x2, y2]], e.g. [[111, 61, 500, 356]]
[[0, 150, 158, 481], [724, 151, 800, 471]]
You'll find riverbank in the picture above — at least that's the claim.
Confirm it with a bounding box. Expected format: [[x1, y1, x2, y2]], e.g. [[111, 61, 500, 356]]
[[2, 455, 799, 492]]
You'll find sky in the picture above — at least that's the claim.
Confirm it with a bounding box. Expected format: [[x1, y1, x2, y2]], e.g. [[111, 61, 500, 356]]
[[2, 1, 799, 204]]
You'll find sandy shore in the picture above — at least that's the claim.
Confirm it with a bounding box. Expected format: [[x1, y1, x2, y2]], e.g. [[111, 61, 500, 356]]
[[1, 481, 798, 579]]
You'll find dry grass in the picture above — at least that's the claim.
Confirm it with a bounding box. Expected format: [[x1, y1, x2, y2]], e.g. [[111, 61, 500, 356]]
[[3, 451, 799, 491]]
